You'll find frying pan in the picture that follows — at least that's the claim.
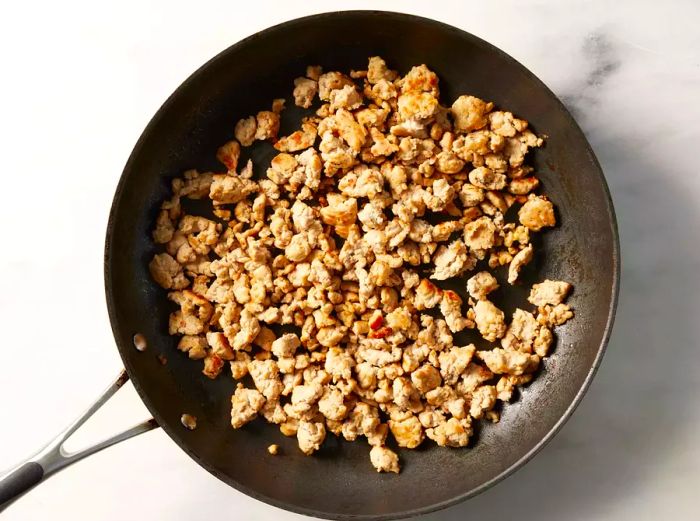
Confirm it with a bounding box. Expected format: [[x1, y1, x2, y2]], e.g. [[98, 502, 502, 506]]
[[0, 10, 619, 520]]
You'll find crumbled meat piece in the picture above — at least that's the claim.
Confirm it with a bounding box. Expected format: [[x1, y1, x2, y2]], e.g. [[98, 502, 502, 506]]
[[318, 71, 354, 101], [469, 385, 497, 419], [285, 234, 312, 262], [418, 408, 446, 428], [538, 303, 574, 327], [338, 165, 384, 198], [392, 376, 422, 412], [397, 91, 439, 121], [399, 64, 439, 96], [178, 413, 197, 431], [210, 171, 257, 205], [369, 445, 400, 473], [358, 341, 402, 367], [355, 362, 378, 390], [230, 384, 265, 428], [297, 420, 326, 455], [438, 345, 476, 385], [203, 353, 224, 379], [508, 244, 533, 284], [509, 176, 540, 195], [271, 98, 285, 114], [217, 140, 241, 170], [451, 95, 493, 133], [329, 84, 363, 111], [459, 363, 494, 393], [325, 347, 355, 381], [306, 65, 322, 81], [291, 382, 324, 412], [176, 169, 214, 200], [431, 220, 459, 242], [489, 111, 527, 137], [464, 216, 497, 252], [232, 309, 260, 351], [367, 56, 397, 84], [501, 309, 539, 353], [459, 184, 485, 207], [518, 195, 556, 231], [533, 326, 554, 357], [230, 352, 251, 379], [469, 166, 506, 190], [267, 444, 280, 455], [411, 364, 441, 393], [357, 201, 386, 231], [206, 331, 234, 360], [254, 111, 280, 141], [275, 122, 317, 153], [318, 387, 348, 421], [254, 326, 276, 351], [431, 240, 472, 281], [369, 127, 399, 157], [409, 219, 433, 243], [477, 348, 540, 375], [426, 417, 472, 447], [168, 290, 213, 336], [466, 271, 499, 301], [473, 300, 506, 342], [279, 419, 299, 437], [390, 119, 428, 138], [234, 117, 256, 147], [153, 209, 175, 244], [177, 335, 208, 360], [149, 253, 189, 290], [316, 326, 347, 348], [414, 279, 443, 310], [271, 333, 302, 358], [388, 413, 424, 448], [248, 359, 283, 400], [496, 374, 532, 401], [293, 77, 318, 108], [435, 151, 465, 174], [528, 280, 572, 306], [320, 194, 358, 238], [262, 398, 286, 424], [440, 291, 472, 333]]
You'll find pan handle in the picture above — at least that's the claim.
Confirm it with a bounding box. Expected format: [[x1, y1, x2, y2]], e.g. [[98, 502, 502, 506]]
[[0, 370, 158, 510]]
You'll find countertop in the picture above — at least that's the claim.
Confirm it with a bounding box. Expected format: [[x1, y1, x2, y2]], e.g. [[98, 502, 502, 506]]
[[1, 0, 699, 519]]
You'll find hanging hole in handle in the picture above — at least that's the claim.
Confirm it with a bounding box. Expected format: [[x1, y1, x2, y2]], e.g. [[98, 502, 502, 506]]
[[133, 333, 147, 352]]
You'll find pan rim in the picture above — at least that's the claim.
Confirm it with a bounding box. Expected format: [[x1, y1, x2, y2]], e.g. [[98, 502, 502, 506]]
[[104, 10, 621, 520]]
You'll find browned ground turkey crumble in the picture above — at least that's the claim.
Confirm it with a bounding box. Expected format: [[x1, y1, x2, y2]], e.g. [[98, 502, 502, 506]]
[[148, 57, 574, 473]]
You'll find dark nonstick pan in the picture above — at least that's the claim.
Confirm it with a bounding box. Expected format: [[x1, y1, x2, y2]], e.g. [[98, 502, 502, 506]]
[[0, 10, 619, 520]]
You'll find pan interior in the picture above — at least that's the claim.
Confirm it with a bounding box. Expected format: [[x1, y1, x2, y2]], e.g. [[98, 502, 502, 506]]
[[105, 11, 618, 520]]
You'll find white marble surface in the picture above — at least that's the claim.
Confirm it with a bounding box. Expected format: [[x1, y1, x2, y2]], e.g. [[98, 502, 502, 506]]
[[1, 0, 699, 519]]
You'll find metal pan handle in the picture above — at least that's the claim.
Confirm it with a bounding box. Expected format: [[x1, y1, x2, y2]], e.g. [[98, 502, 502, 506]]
[[0, 370, 158, 510]]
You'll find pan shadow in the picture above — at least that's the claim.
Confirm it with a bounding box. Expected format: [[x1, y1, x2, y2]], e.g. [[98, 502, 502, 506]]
[[418, 124, 699, 519]]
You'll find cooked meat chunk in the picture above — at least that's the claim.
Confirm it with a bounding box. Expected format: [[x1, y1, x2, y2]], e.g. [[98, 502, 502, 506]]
[[230, 385, 265, 428], [528, 279, 572, 306], [369, 446, 400, 473], [518, 195, 556, 231], [473, 300, 506, 342], [466, 271, 499, 301]]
